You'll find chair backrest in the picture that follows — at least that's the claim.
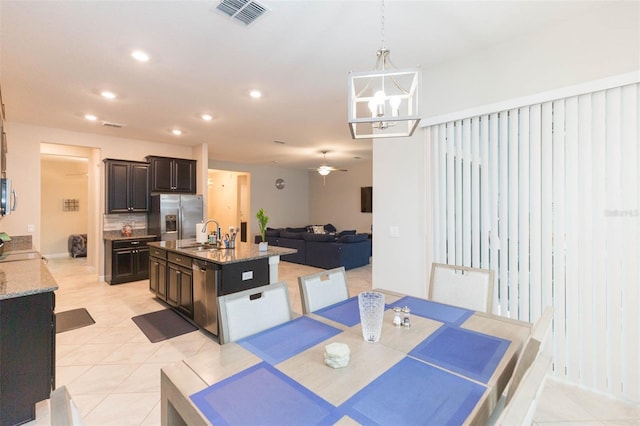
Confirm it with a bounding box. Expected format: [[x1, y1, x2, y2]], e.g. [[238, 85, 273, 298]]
[[50, 385, 84, 426], [217, 282, 292, 344], [298, 266, 349, 314], [428, 263, 495, 313], [505, 307, 554, 405], [495, 353, 551, 425]]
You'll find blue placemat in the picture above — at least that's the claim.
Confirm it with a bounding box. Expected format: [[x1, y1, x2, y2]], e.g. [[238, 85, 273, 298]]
[[238, 316, 342, 364], [339, 357, 486, 426], [388, 295, 474, 325], [191, 362, 340, 426], [314, 296, 362, 327], [409, 324, 511, 383]]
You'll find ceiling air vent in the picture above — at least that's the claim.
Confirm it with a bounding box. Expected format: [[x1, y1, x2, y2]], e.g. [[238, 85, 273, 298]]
[[101, 121, 124, 129], [216, 0, 269, 26]]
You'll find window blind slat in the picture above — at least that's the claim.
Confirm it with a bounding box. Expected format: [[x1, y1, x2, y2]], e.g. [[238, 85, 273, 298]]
[[577, 94, 595, 388], [552, 99, 567, 376], [529, 104, 542, 322], [564, 96, 581, 383], [471, 118, 481, 267], [462, 118, 472, 266], [499, 112, 510, 316], [519, 107, 530, 321], [605, 87, 623, 397]]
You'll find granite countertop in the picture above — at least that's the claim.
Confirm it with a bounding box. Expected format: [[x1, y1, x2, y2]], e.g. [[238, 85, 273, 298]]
[[148, 239, 296, 265], [103, 230, 158, 241], [0, 251, 58, 300]]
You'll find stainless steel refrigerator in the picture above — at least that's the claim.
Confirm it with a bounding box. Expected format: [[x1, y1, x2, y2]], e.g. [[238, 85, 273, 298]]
[[148, 194, 203, 241]]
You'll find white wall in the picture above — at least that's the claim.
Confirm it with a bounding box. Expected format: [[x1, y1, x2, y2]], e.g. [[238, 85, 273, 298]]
[[373, 1, 640, 298], [308, 160, 372, 233]]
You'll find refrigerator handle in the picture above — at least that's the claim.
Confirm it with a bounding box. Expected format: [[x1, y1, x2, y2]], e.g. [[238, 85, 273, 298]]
[[178, 205, 183, 240]]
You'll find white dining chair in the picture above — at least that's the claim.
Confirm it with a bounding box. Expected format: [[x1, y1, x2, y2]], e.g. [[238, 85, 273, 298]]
[[298, 266, 349, 314], [50, 385, 84, 426], [428, 263, 495, 313], [492, 353, 552, 425], [487, 307, 554, 424], [217, 282, 293, 344]]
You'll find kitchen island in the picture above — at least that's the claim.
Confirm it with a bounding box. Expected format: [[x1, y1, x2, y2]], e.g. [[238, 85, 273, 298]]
[[0, 251, 58, 425], [147, 240, 296, 337]]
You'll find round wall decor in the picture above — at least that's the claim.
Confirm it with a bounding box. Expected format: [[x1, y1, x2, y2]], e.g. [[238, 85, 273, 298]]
[[275, 178, 285, 190]]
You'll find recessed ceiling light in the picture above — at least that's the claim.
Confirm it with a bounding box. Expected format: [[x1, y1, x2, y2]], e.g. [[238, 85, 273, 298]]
[[131, 50, 150, 62], [249, 90, 262, 99], [101, 91, 117, 99], [201, 114, 213, 121], [171, 129, 183, 136], [84, 114, 97, 121]]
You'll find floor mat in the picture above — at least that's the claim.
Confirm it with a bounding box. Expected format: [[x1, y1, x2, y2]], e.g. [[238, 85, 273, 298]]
[[132, 308, 198, 343], [56, 308, 96, 333]]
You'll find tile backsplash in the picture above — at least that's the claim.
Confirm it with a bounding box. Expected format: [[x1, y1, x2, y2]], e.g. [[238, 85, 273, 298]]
[[103, 213, 148, 231]]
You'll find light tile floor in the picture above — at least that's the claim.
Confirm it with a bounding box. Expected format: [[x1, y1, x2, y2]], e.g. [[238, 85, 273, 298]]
[[29, 257, 639, 425]]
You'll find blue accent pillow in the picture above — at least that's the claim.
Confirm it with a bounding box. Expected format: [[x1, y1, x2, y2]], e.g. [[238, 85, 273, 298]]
[[338, 230, 356, 237], [337, 233, 369, 243], [302, 233, 335, 242]]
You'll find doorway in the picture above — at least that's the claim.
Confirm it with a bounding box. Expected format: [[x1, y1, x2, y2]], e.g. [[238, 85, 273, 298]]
[[207, 169, 250, 242], [40, 143, 100, 270]]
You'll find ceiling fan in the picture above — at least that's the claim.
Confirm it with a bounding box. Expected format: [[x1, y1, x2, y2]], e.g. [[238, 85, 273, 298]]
[[310, 150, 347, 185]]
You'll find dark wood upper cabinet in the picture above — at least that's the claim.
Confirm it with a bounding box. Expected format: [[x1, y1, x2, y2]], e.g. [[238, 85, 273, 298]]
[[104, 159, 150, 213], [146, 156, 196, 194]]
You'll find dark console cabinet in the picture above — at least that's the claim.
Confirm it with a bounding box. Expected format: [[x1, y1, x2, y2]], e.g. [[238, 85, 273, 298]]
[[104, 159, 150, 213], [0, 291, 55, 426], [146, 156, 196, 194]]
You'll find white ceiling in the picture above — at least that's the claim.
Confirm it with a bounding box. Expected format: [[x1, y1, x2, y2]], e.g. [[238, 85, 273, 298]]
[[1, 0, 606, 171]]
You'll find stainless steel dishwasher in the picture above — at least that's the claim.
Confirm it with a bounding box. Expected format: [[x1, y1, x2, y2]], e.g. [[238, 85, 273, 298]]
[[192, 259, 220, 336]]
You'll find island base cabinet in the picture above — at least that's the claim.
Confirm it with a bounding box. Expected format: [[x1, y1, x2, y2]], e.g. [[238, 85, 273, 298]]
[[0, 291, 55, 426]]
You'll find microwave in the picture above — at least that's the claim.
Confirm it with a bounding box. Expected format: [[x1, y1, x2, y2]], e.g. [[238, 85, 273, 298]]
[[1, 178, 16, 216]]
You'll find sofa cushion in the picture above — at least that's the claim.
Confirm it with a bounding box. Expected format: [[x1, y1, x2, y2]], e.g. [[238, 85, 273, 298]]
[[337, 233, 369, 243], [280, 230, 306, 239], [302, 232, 335, 242], [286, 227, 308, 233], [338, 230, 356, 237], [265, 228, 281, 237]]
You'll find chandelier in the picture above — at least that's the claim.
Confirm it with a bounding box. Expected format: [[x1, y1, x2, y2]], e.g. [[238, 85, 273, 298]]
[[347, 0, 421, 139]]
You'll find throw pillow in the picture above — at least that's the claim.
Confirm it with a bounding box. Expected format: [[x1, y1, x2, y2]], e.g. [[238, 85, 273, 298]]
[[324, 223, 337, 233], [311, 225, 325, 234], [286, 227, 308, 233], [338, 230, 356, 237], [265, 228, 281, 237]]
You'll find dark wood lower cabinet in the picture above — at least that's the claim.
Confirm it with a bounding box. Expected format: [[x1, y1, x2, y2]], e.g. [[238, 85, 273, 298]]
[[0, 291, 55, 426], [105, 237, 156, 284], [149, 248, 193, 319]]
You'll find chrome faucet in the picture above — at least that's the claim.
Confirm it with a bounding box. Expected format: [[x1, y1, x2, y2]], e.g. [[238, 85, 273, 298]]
[[201, 219, 220, 234]]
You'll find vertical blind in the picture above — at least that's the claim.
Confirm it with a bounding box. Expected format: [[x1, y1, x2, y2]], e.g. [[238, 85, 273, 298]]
[[428, 82, 639, 403]]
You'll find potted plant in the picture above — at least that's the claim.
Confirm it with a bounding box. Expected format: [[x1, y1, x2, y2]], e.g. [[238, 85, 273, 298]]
[[256, 208, 269, 251]]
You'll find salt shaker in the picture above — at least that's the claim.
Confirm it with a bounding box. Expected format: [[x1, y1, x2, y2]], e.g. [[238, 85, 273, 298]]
[[402, 306, 411, 328], [393, 307, 402, 327]]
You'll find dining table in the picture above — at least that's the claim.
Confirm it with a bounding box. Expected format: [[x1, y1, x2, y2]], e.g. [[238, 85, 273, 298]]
[[160, 289, 531, 425]]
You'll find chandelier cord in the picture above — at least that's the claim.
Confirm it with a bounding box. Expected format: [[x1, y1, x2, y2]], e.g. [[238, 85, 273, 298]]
[[380, 0, 385, 51]]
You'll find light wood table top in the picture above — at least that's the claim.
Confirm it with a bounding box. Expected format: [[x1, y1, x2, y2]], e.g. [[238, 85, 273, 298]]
[[161, 292, 531, 426]]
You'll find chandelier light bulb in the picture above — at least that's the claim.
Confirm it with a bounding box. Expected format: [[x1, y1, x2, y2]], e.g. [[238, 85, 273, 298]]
[[390, 96, 401, 117]]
